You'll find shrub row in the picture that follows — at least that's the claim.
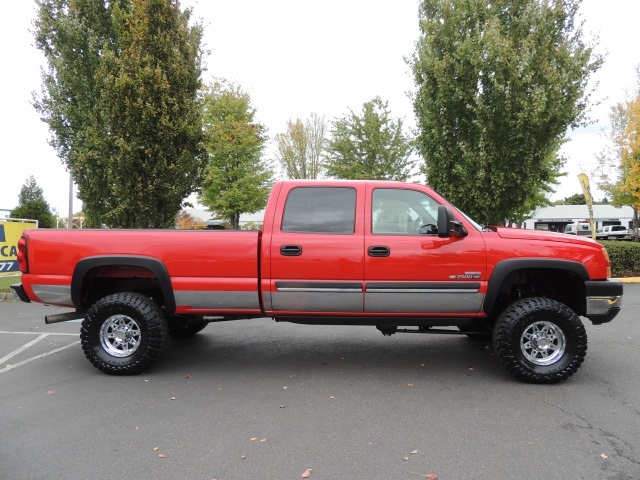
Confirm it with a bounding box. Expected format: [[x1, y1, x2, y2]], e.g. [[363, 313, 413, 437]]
[[599, 240, 640, 277]]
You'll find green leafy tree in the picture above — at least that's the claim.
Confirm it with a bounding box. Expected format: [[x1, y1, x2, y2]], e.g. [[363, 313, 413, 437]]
[[199, 81, 273, 229], [555, 193, 588, 205], [10, 176, 56, 228], [34, 0, 205, 228], [410, 0, 602, 225], [33, 0, 121, 227], [275, 113, 327, 179], [325, 97, 415, 181]]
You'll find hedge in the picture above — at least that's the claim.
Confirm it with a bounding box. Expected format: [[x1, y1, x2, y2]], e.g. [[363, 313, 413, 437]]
[[598, 240, 640, 277]]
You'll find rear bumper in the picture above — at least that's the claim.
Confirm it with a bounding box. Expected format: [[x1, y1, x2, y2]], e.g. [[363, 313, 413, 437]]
[[585, 279, 623, 324], [10, 284, 31, 303]]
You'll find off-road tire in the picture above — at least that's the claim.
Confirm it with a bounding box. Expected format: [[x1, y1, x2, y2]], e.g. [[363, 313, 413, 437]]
[[81, 292, 168, 375], [493, 297, 587, 384], [167, 317, 208, 337]]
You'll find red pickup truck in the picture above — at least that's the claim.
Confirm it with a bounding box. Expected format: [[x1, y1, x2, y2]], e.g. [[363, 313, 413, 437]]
[[12, 180, 622, 383]]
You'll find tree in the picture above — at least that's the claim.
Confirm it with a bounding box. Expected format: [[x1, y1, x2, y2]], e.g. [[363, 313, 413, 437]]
[[410, 0, 602, 226], [275, 113, 327, 179], [595, 70, 640, 239], [33, 0, 121, 227], [10, 176, 56, 228], [175, 211, 206, 229], [198, 81, 273, 229], [325, 97, 415, 181], [34, 0, 205, 228], [555, 193, 589, 205]]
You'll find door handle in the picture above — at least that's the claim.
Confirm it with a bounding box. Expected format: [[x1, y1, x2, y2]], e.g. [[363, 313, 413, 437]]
[[280, 245, 302, 256], [368, 246, 390, 257]]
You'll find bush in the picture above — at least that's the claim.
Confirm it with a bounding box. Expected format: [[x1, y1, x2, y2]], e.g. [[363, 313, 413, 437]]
[[599, 240, 640, 277]]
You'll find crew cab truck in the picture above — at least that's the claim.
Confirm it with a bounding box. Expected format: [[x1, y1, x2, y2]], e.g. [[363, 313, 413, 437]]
[[11, 180, 623, 383]]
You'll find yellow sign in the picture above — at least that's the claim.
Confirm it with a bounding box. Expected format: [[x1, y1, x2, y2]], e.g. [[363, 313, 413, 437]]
[[0, 221, 37, 277], [577, 173, 596, 240]]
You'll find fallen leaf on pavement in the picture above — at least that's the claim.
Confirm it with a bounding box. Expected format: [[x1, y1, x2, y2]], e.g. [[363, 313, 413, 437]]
[[185, 374, 191, 379], [153, 447, 159, 452], [408, 384, 415, 387], [260, 438, 267, 443], [600, 453, 608, 459], [410, 450, 418, 454], [403, 456, 409, 461], [158, 454, 166, 459], [301, 468, 312, 478], [329, 396, 335, 399], [250, 438, 258, 441], [47, 391, 54, 395], [170, 397, 176, 401], [426, 474, 438, 479]]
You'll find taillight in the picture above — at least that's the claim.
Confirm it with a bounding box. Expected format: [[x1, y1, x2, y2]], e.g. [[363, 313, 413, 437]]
[[17, 235, 28, 274], [601, 245, 612, 278]]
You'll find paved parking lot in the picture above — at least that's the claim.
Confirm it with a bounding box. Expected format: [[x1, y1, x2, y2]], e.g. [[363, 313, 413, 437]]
[[1, 288, 639, 480]]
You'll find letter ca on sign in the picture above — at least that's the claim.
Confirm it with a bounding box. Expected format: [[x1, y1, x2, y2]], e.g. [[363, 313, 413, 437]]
[[0, 221, 37, 275]]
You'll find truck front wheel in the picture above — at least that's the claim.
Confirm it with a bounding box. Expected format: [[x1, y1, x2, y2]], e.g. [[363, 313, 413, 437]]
[[80, 292, 168, 375], [492, 297, 587, 384]]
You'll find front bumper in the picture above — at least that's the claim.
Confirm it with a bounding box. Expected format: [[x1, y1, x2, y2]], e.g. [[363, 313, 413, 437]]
[[10, 284, 31, 303], [585, 279, 623, 324]]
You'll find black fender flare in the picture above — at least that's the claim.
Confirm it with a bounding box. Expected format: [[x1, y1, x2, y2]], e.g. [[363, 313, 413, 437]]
[[71, 256, 176, 313], [483, 259, 589, 317]]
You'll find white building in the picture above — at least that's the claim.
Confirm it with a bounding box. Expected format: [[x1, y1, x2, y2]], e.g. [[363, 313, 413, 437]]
[[523, 205, 634, 233]]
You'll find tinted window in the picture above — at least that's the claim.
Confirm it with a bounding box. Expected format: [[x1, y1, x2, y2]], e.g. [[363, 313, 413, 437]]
[[282, 187, 356, 234]]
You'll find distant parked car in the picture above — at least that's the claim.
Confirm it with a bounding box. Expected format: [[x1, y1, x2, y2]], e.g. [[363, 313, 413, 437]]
[[595, 225, 632, 241]]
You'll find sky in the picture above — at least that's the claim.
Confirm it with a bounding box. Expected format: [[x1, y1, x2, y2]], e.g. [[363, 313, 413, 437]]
[[1, 0, 639, 218]]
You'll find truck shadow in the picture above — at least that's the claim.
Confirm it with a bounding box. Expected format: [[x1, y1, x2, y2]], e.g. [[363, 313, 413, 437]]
[[156, 321, 507, 383]]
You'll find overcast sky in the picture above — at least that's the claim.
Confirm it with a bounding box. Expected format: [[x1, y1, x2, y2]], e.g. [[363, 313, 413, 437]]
[[1, 0, 639, 217]]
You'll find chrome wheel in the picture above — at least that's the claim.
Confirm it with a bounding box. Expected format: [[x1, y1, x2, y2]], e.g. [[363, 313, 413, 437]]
[[520, 320, 566, 366], [100, 314, 142, 357]]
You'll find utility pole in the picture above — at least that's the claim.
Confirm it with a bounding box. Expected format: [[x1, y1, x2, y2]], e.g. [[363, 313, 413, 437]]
[[68, 172, 73, 229]]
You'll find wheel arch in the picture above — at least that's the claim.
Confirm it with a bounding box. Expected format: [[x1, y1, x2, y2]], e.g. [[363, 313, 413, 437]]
[[71, 256, 176, 313], [484, 259, 589, 318]]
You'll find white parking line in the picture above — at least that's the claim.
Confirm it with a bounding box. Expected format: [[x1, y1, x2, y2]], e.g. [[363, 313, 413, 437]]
[[0, 330, 82, 374], [0, 333, 49, 365], [0, 331, 78, 336], [0, 340, 81, 374]]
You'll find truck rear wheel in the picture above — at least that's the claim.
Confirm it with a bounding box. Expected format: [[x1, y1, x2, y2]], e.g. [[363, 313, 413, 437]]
[[492, 297, 587, 384], [80, 292, 168, 375]]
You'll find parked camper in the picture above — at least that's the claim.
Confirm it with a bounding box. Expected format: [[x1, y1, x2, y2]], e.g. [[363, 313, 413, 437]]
[[564, 223, 592, 236]]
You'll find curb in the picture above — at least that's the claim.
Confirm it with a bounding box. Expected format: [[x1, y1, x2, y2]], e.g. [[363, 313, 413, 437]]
[[615, 277, 640, 284]]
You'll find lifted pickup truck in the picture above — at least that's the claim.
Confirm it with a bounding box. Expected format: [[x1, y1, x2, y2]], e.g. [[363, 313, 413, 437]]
[[12, 180, 622, 383]]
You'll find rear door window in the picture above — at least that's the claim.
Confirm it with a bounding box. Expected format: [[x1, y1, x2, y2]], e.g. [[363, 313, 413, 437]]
[[281, 187, 356, 234]]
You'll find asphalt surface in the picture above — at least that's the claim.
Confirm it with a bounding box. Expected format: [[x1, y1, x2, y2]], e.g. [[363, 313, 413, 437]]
[[1, 287, 639, 480]]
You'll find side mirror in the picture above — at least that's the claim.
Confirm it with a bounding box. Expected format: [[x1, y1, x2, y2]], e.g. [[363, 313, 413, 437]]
[[437, 205, 467, 238]]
